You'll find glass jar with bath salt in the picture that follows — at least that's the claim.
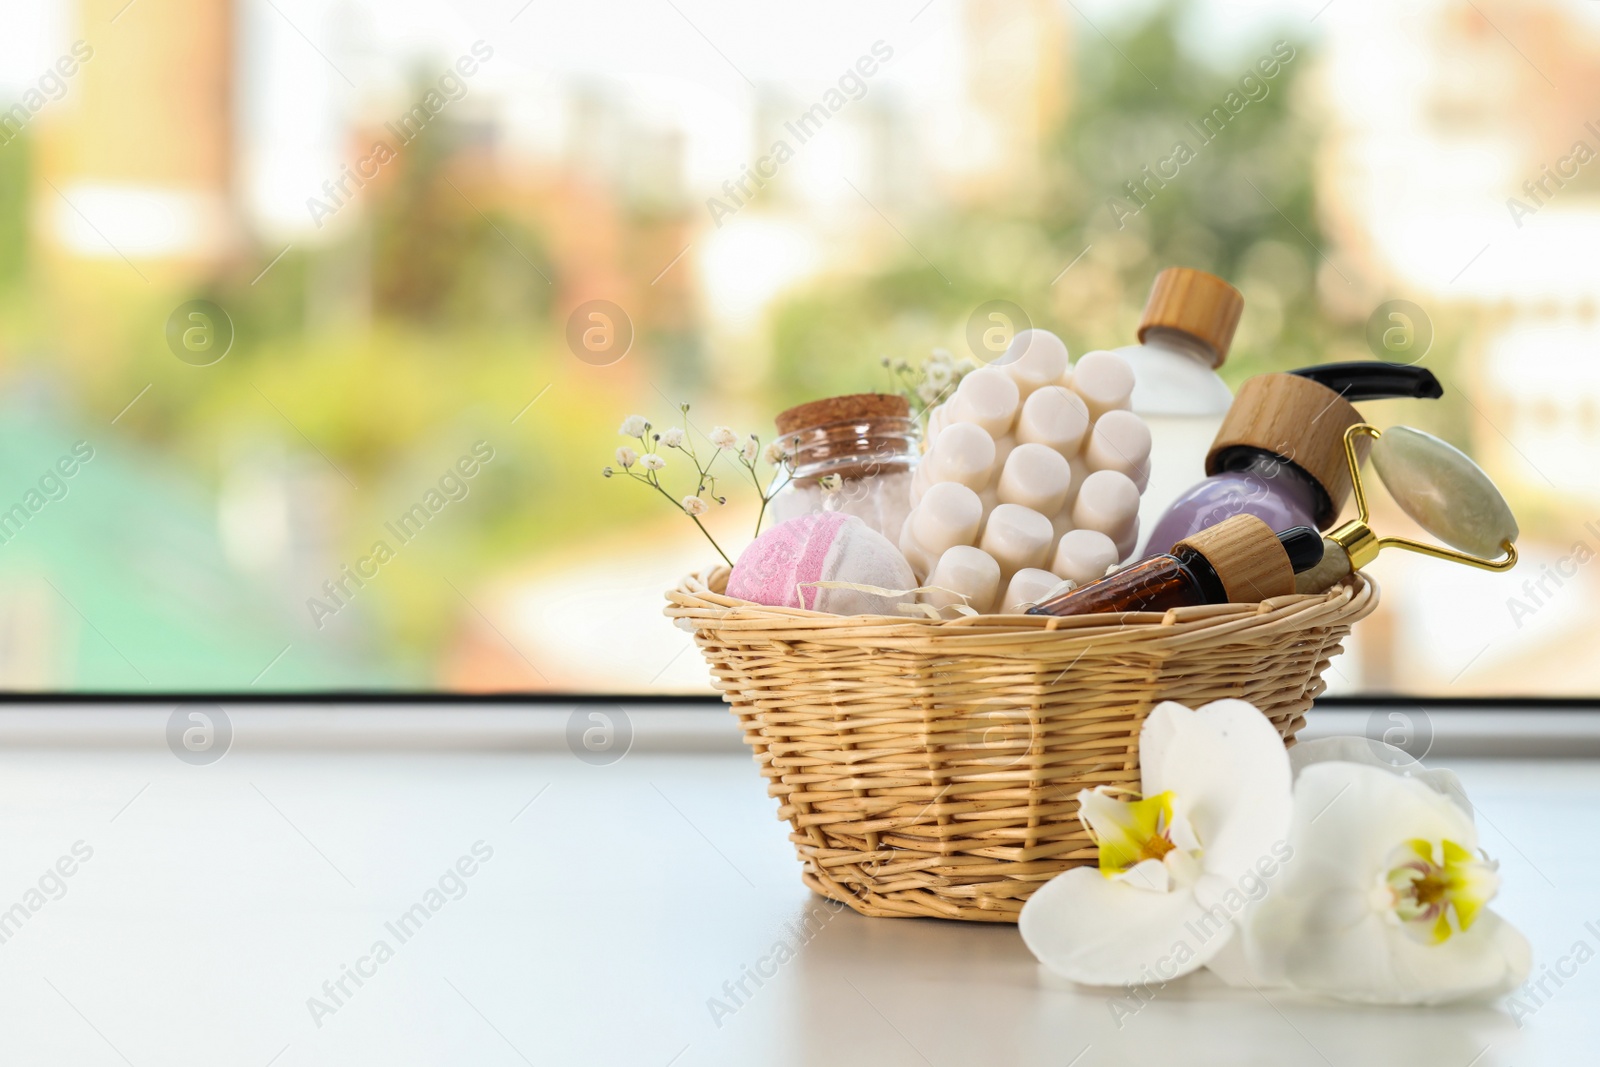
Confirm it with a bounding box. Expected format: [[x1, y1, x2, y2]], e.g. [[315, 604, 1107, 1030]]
[[768, 394, 920, 543]]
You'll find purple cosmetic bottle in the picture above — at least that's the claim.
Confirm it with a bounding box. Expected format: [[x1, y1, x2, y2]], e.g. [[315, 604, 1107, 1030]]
[[1141, 362, 1443, 558]]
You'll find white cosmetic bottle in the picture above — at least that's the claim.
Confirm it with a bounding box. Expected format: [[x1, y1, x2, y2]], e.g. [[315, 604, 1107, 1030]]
[[1112, 268, 1243, 556]]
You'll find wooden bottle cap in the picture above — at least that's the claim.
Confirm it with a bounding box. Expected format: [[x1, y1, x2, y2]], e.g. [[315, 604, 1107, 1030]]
[[1175, 514, 1294, 603], [775, 393, 909, 435], [1206, 373, 1369, 527], [1137, 268, 1244, 368]]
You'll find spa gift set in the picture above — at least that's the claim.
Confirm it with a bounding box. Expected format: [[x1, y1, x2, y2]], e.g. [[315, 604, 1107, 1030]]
[[628, 268, 1530, 1004]]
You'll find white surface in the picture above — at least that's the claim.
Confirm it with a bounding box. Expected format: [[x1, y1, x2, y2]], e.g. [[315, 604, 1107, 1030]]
[[0, 721, 1594, 1065]]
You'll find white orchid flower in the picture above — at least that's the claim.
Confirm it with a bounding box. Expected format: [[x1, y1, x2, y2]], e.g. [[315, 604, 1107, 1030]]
[[1212, 737, 1530, 1006], [1019, 699, 1293, 986]]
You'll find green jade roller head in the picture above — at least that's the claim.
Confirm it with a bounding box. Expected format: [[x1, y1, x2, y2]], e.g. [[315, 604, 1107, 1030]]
[[1295, 423, 1519, 594]]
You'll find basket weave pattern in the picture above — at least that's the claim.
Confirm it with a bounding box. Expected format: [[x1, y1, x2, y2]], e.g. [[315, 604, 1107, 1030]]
[[666, 568, 1376, 923]]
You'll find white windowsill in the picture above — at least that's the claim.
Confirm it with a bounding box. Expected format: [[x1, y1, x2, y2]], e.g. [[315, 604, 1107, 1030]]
[[0, 702, 1593, 757]]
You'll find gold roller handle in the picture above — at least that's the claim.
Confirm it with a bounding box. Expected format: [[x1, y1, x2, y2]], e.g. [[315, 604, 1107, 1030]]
[[1325, 423, 1517, 573]]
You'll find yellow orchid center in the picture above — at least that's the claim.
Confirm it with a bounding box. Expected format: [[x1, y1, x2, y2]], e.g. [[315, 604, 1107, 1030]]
[[1079, 790, 1181, 877], [1379, 838, 1500, 944]]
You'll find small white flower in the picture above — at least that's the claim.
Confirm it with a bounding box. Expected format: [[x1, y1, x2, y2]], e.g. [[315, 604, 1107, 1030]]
[[660, 427, 685, 448], [615, 446, 638, 468], [619, 415, 648, 437], [926, 362, 952, 387], [709, 426, 738, 450], [917, 381, 942, 404], [681, 495, 709, 516], [763, 441, 788, 466], [741, 436, 760, 464], [818, 474, 842, 494], [641, 453, 665, 471]]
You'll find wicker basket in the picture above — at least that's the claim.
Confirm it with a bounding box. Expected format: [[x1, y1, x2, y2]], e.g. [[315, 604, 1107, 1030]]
[[665, 566, 1377, 923]]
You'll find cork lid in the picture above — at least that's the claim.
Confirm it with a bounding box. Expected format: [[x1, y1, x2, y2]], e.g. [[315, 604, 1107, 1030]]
[[1175, 514, 1294, 603], [775, 393, 909, 435], [1137, 268, 1245, 368], [1206, 373, 1369, 527]]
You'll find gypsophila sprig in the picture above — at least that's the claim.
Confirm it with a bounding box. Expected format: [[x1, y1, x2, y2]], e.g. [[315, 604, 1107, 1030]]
[[601, 405, 796, 566], [738, 429, 793, 538], [884, 347, 978, 419]]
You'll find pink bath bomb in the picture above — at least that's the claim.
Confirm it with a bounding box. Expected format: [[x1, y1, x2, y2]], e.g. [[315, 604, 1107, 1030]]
[[726, 512, 914, 615]]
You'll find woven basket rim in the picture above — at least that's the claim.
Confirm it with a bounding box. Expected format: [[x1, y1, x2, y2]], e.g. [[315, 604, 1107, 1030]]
[[665, 564, 1378, 645]]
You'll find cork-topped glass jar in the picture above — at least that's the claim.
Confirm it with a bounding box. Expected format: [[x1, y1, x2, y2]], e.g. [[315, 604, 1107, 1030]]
[[769, 393, 920, 542]]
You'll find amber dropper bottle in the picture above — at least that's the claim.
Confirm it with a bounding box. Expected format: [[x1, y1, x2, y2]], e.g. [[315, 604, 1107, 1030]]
[[1028, 514, 1323, 617]]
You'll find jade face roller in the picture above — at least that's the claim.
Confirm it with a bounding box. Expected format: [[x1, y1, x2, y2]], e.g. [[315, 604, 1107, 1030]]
[[1295, 423, 1518, 594]]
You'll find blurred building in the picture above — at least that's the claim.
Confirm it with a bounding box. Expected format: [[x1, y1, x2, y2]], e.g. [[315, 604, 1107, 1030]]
[[1320, 0, 1600, 693], [1321, 0, 1600, 506], [40, 0, 238, 269]]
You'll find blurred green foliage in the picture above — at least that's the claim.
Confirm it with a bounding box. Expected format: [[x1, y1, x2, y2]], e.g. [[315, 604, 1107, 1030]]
[[0, 69, 655, 687], [0, 135, 28, 290], [768, 5, 1380, 397]]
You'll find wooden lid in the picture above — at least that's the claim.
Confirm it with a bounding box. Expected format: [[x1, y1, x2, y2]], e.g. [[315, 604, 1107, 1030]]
[[1206, 373, 1370, 526], [775, 393, 909, 435], [1137, 267, 1244, 367], [1175, 514, 1294, 602]]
